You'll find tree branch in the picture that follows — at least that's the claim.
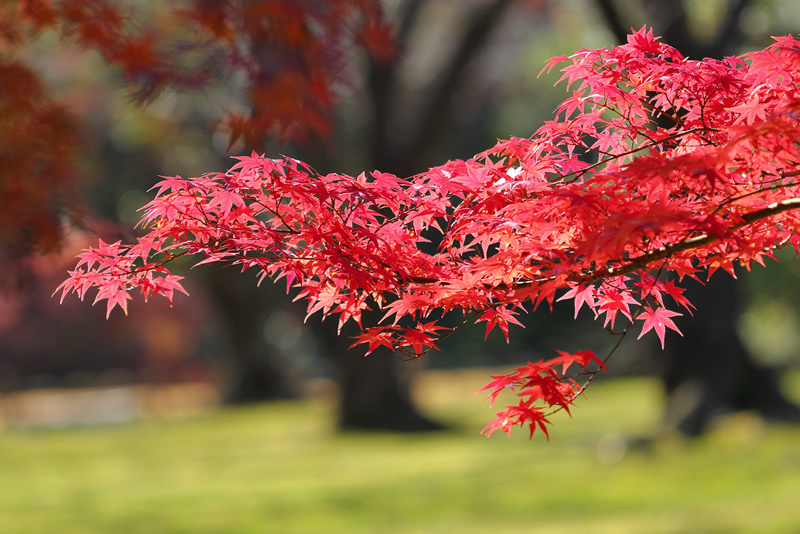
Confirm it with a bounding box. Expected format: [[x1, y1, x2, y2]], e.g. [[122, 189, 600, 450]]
[[400, 0, 514, 176], [367, 0, 425, 172], [406, 198, 800, 289], [576, 197, 800, 285], [593, 0, 630, 45]]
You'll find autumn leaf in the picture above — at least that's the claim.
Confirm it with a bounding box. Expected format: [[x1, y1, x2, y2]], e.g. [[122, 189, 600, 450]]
[[557, 284, 597, 319], [597, 288, 638, 328], [727, 94, 767, 126], [637, 306, 683, 349], [476, 373, 518, 407], [477, 305, 525, 342], [350, 326, 398, 355]]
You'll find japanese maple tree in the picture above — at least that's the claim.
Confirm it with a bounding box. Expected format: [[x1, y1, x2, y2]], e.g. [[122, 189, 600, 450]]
[[58, 27, 800, 439]]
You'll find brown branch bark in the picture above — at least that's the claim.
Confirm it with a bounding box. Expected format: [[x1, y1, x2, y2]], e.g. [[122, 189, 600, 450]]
[[406, 198, 800, 288], [593, 0, 630, 45], [399, 0, 514, 176], [576, 197, 800, 285]]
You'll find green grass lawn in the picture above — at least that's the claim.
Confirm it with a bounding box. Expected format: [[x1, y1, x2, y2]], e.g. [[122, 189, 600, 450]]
[[1, 370, 799, 533]]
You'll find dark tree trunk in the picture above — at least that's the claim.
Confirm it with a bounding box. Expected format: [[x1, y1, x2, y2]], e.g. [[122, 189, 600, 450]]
[[662, 274, 800, 436], [315, 0, 514, 432], [206, 267, 300, 403], [319, 307, 446, 432], [211, 0, 518, 430]]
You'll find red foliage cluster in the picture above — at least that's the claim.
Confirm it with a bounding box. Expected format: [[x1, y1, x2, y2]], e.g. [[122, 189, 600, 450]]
[[58, 28, 800, 438], [179, 0, 395, 147], [0, 0, 390, 260], [0, 58, 77, 257], [478, 350, 605, 438], [11, 0, 391, 145]]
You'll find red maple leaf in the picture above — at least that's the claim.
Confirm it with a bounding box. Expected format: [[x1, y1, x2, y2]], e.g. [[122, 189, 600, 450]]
[[597, 289, 638, 328], [476, 373, 519, 407], [477, 305, 525, 342], [557, 284, 596, 319], [350, 326, 398, 355], [636, 306, 683, 349], [727, 94, 767, 126]]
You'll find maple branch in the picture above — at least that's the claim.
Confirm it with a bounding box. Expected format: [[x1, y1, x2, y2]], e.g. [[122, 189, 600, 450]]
[[403, 0, 513, 174], [715, 178, 798, 211], [405, 197, 800, 290], [593, 0, 629, 46], [54, 25, 800, 440], [561, 126, 718, 184], [577, 197, 800, 285]]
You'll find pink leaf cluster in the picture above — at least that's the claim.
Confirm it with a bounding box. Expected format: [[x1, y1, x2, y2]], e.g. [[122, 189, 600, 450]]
[[58, 28, 800, 437]]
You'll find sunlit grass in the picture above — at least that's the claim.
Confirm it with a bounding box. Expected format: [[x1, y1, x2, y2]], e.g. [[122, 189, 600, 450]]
[[1, 370, 799, 533]]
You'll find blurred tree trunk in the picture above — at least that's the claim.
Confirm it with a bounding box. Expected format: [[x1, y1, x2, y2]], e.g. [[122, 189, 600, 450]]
[[216, 0, 515, 431], [596, 0, 800, 436], [321, 0, 513, 431], [207, 267, 300, 403], [663, 274, 800, 436]]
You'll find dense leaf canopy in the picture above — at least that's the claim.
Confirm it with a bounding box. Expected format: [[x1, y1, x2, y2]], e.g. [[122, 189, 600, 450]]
[[59, 28, 800, 438]]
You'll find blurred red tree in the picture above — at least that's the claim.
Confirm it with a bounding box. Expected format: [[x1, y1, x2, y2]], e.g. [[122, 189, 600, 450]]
[[1, 0, 391, 262]]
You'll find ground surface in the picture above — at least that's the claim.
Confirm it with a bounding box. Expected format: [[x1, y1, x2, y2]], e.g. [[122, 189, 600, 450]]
[[1, 369, 799, 533]]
